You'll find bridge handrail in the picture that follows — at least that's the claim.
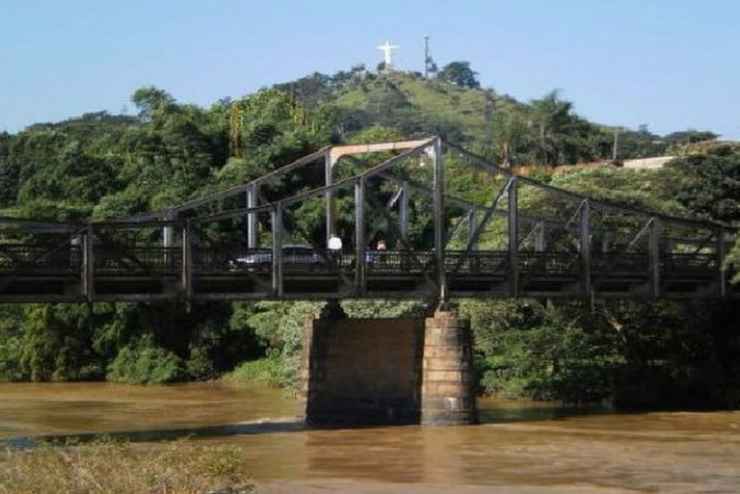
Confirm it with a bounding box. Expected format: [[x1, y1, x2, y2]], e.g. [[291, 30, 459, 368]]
[[0, 243, 82, 273], [94, 245, 182, 275]]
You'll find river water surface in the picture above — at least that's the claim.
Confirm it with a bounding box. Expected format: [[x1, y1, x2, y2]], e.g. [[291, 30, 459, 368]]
[[1, 382, 739, 493]]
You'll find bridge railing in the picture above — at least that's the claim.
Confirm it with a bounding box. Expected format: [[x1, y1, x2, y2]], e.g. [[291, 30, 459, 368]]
[[592, 252, 650, 275], [366, 250, 435, 275], [193, 245, 360, 272], [0, 243, 82, 275], [519, 252, 580, 276], [282, 248, 355, 275], [662, 253, 717, 278], [94, 246, 182, 276], [445, 251, 508, 275]]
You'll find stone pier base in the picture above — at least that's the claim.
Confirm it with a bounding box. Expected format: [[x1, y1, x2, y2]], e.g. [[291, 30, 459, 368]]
[[298, 306, 477, 426], [420, 309, 478, 425]]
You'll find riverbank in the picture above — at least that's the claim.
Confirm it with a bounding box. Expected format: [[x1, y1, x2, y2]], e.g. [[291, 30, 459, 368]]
[[0, 438, 255, 493]]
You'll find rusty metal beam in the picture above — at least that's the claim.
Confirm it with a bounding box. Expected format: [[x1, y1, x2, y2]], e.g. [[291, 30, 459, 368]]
[[355, 178, 366, 295], [272, 203, 284, 297], [432, 138, 447, 302], [246, 183, 259, 249], [508, 178, 519, 297], [649, 218, 662, 298], [581, 200, 592, 298]]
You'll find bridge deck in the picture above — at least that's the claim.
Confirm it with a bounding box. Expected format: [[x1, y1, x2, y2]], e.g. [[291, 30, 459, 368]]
[[0, 247, 733, 303]]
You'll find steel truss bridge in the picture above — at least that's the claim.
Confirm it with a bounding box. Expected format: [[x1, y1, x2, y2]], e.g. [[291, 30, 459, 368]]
[[0, 137, 736, 303]]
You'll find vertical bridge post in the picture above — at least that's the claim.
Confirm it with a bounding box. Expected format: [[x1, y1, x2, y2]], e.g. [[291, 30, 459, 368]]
[[649, 218, 662, 298], [534, 221, 546, 252], [508, 177, 519, 297], [163, 220, 174, 270], [324, 149, 336, 245], [83, 224, 95, 302], [355, 178, 366, 295], [272, 203, 283, 297], [580, 200, 592, 298], [246, 183, 259, 249], [182, 220, 192, 299], [467, 209, 478, 251], [717, 228, 727, 298], [432, 138, 447, 302], [399, 182, 409, 243]]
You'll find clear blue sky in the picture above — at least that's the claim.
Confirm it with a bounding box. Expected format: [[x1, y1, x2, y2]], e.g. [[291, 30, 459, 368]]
[[2, 0, 739, 138]]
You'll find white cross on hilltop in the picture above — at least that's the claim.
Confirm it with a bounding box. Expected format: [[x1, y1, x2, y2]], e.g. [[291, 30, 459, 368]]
[[377, 40, 399, 68]]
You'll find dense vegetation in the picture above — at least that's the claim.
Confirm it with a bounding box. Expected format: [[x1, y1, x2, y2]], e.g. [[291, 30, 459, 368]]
[[0, 63, 738, 407]]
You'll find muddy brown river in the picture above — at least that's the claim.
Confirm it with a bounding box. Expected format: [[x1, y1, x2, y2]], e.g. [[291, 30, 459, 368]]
[[1, 382, 739, 493]]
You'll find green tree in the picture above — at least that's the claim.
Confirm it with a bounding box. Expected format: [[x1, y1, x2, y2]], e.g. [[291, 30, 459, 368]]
[[19, 305, 102, 382], [666, 144, 740, 223], [438, 61, 480, 88], [131, 86, 176, 122], [529, 90, 574, 165], [490, 108, 528, 166], [664, 129, 719, 149]]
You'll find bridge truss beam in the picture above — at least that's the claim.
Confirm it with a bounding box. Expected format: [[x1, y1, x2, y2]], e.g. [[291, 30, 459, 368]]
[[0, 138, 736, 303]]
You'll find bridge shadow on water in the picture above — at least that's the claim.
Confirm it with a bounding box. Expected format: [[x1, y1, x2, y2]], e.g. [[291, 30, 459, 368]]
[[6, 398, 723, 451], [478, 403, 613, 425], [2, 402, 624, 450], [1, 418, 307, 450]]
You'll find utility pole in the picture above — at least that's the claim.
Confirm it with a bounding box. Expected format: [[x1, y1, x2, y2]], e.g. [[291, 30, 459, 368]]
[[424, 35, 430, 79], [612, 128, 620, 161]]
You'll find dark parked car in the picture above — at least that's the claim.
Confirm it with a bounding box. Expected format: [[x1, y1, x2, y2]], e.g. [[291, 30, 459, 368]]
[[229, 245, 322, 271]]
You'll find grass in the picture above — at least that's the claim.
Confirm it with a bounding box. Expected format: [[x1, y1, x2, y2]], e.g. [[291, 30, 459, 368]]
[[222, 357, 286, 388], [0, 438, 255, 494], [334, 72, 492, 141]]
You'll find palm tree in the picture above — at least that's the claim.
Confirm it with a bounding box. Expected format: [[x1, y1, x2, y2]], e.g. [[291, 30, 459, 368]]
[[529, 90, 574, 165]]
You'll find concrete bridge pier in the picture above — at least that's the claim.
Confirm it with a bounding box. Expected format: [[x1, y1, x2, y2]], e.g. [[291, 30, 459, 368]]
[[298, 302, 477, 426], [421, 308, 478, 425]]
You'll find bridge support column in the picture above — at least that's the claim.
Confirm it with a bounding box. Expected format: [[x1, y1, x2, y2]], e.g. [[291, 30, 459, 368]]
[[420, 307, 478, 425], [297, 303, 477, 427], [299, 302, 425, 426]]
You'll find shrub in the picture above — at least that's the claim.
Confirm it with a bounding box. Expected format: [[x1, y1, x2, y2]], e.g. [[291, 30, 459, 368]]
[[106, 335, 184, 384], [185, 344, 216, 381], [0, 335, 24, 381], [223, 355, 287, 388]]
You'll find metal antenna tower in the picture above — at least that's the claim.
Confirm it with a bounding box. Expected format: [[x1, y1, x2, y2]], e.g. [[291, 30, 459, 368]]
[[424, 35, 430, 78]]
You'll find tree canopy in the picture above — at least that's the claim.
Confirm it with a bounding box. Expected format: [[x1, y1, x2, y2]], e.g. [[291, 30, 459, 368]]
[[438, 61, 480, 88]]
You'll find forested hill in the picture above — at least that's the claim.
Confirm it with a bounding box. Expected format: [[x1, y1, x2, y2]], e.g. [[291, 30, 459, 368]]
[[0, 64, 723, 225], [276, 68, 721, 163]]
